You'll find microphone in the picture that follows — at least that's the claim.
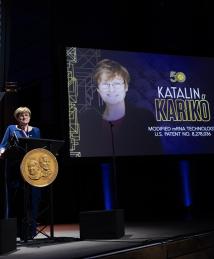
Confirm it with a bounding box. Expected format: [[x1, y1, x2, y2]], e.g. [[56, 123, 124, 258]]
[[109, 121, 114, 127], [13, 131, 19, 143], [9, 131, 19, 146]]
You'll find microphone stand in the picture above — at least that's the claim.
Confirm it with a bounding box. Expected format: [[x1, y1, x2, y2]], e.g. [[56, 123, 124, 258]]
[[3, 159, 9, 219], [109, 121, 118, 209], [3, 133, 20, 219]]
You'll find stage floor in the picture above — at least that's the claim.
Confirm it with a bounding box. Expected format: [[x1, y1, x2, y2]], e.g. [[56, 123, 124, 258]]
[[1, 219, 214, 258]]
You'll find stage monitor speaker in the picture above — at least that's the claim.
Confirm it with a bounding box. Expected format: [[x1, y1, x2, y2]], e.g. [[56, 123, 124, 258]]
[[80, 209, 125, 239], [0, 218, 17, 254]]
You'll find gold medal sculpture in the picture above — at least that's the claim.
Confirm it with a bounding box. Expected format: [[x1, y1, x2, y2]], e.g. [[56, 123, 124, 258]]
[[20, 148, 58, 187]]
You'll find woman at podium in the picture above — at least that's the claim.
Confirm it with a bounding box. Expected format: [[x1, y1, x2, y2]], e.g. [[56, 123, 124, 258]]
[[0, 106, 41, 240]]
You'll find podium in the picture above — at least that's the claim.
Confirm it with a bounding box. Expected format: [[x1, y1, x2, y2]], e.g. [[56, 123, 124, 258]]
[[6, 137, 64, 242]]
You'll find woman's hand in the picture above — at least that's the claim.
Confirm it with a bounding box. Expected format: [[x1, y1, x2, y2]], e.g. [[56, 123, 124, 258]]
[[0, 148, 5, 157]]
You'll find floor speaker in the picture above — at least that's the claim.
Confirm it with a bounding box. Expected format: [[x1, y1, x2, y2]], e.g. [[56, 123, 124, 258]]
[[0, 218, 17, 254], [80, 209, 125, 239]]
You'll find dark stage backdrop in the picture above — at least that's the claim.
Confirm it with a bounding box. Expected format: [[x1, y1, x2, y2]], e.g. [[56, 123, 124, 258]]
[[1, 1, 214, 223], [66, 47, 214, 158]]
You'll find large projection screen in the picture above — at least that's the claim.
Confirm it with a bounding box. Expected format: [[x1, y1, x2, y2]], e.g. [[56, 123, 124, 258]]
[[66, 47, 214, 157]]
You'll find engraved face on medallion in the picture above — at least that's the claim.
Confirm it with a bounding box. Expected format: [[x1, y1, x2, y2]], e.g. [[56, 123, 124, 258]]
[[39, 155, 52, 177], [27, 159, 42, 180]]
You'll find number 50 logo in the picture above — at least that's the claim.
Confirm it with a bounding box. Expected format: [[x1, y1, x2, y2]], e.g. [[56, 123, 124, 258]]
[[170, 71, 186, 83]]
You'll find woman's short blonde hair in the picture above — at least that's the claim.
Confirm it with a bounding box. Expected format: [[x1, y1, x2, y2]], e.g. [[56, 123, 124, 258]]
[[94, 59, 130, 90], [14, 107, 31, 120]]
